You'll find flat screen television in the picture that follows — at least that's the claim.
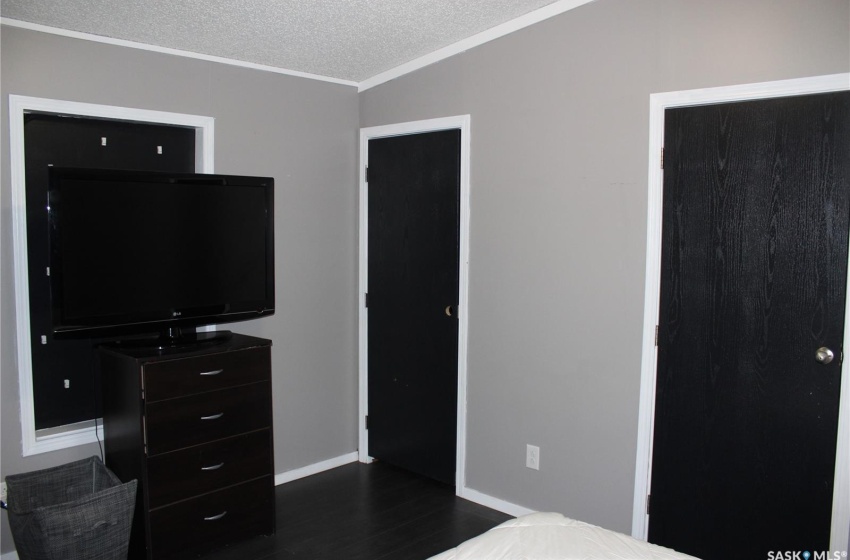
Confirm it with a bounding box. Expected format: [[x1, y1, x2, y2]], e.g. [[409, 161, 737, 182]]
[[47, 167, 275, 344]]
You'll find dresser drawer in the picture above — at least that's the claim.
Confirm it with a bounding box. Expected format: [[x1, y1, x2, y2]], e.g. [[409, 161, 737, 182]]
[[145, 382, 271, 455], [148, 476, 274, 559], [143, 347, 270, 402], [146, 430, 271, 509]]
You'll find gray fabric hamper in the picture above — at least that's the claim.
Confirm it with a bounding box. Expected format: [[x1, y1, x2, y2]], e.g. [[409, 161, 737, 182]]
[[4, 456, 137, 560]]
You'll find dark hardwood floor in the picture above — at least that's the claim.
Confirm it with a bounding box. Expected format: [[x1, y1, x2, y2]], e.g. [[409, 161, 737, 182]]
[[199, 461, 513, 560]]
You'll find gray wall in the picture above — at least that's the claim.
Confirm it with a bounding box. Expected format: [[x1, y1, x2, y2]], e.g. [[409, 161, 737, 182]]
[[360, 0, 850, 533], [1, 25, 359, 553]]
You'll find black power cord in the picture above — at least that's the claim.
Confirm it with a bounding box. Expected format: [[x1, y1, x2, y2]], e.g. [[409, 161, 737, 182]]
[[92, 343, 105, 463]]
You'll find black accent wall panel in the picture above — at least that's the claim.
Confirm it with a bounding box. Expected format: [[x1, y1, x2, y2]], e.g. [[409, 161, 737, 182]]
[[24, 113, 195, 429]]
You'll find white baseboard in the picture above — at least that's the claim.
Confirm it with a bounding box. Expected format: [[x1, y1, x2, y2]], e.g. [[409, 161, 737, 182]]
[[459, 486, 536, 518], [274, 451, 359, 486]]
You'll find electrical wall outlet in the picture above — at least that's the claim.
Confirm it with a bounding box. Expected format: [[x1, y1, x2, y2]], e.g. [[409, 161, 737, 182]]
[[1, 481, 7, 503], [526, 444, 540, 470]]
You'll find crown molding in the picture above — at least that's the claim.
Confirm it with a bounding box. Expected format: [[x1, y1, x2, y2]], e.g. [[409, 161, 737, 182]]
[[0, 17, 359, 88], [2, 0, 597, 92], [357, 0, 597, 91]]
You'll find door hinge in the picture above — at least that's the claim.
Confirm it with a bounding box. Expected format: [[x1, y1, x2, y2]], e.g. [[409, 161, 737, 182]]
[[365, 166, 369, 183], [655, 325, 659, 346], [365, 415, 369, 429], [646, 494, 651, 515], [365, 293, 369, 308], [660, 147, 664, 169]]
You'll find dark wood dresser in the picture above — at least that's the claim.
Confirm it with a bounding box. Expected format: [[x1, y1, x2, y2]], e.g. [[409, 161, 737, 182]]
[[99, 333, 275, 559]]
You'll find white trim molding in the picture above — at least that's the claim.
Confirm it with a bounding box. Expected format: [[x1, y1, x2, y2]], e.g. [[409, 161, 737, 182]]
[[8, 95, 214, 456], [357, 0, 596, 91], [460, 487, 536, 518], [0, 18, 358, 89], [273, 452, 359, 486], [632, 73, 850, 551], [358, 115, 472, 494]]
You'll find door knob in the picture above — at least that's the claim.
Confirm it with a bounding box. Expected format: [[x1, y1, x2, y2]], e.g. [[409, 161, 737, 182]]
[[445, 305, 453, 317], [815, 347, 834, 364]]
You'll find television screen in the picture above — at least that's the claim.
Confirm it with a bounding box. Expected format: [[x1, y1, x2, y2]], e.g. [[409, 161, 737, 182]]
[[47, 167, 274, 340]]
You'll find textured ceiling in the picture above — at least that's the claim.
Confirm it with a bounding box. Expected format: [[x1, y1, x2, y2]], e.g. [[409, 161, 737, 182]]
[[1, 0, 564, 83]]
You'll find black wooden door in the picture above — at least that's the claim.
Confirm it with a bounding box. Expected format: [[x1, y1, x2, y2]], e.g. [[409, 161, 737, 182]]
[[649, 92, 850, 559], [367, 130, 461, 485]]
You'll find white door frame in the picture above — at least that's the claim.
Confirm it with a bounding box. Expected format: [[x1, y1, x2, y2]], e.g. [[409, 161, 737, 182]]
[[632, 73, 850, 550], [358, 115, 471, 493], [8, 95, 214, 456]]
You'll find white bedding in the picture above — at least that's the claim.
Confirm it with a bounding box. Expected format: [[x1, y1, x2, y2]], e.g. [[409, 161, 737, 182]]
[[428, 512, 701, 560]]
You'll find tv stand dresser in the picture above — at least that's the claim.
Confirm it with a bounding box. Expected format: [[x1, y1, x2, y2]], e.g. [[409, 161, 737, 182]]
[[100, 333, 275, 560]]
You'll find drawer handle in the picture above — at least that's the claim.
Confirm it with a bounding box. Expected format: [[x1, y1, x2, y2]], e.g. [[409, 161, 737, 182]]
[[201, 462, 224, 471], [204, 511, 228, 522], [200, 369, 223, 376], [200, 413, 224, 421]]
